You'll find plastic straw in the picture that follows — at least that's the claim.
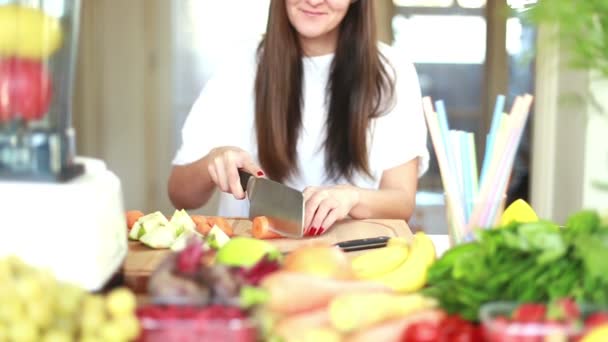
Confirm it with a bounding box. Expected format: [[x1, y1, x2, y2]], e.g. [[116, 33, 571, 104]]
[[435, 100, 456, 187], [467, 132, 479, 196], [456, 132, 470, 220], [422, 97, 466, 243], [483, 95, 533, 226], [451, 131, 464, 205], [468, 112, 513, 229], [480, 95, 506, 185]]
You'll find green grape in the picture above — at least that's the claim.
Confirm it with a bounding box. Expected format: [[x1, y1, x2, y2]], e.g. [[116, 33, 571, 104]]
[[55, 283, 85, 316], [0, 259, 11, 281], [105, 288, 136, 318], [0, 296, 25, 323], [82, 295, 105, 315], [79, 336, 102, 342], [26, 297, 53, 329], [113, 314, 141, 340], [16, 275, 44, 301], [52, 316, 77, 336], [80, 309, 105, 336], [0, 324, 8, 342], [40, 330, 73, 342], [99, 321, 128, 342], [9, 321, 39, 342]]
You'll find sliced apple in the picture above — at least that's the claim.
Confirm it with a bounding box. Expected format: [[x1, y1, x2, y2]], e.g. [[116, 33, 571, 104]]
[[206, 225, 231, 250], [140, 228, 175, 249]]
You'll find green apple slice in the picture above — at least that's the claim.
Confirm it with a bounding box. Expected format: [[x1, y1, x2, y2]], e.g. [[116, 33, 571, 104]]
[[129, 221, 144, 240], [206, 225, 231, 250], [169, 209, 196, 234], [140, 227, 175, 249]]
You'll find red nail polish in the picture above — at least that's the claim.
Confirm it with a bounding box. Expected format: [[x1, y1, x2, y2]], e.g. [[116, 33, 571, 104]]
[[317, 227, 325, 235], [309, 228, 317, 236], [257, 171, 265, 177]]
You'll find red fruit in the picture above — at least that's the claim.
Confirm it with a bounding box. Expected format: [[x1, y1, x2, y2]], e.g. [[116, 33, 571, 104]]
[[401, 321, 440, 342], [546, 297, 581, 322], [176, 239, 205, 274], [512, 303, 547, 323], [585, 312, 608, 329], [0, 58, 53, 122]]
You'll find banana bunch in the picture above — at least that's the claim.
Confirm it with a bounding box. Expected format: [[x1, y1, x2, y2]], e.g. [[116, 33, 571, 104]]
[[351, 232, 436, 293]]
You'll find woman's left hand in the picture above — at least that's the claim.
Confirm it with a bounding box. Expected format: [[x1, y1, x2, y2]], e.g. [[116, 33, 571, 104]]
[[302, 185, 360, 236]]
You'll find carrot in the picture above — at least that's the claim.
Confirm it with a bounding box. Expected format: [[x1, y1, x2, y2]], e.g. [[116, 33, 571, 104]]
[[191, 215, 212, 235], [126, 210, 144, 230], [344, 310, 445, 342], [207, 217, 234, 237], [274, 308, 335, 341], [261, 271, 390, 315], [252, 216, 283, 239]]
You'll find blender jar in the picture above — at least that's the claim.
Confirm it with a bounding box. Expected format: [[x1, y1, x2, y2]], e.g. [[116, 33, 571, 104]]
[[0, 0, 83, 182]]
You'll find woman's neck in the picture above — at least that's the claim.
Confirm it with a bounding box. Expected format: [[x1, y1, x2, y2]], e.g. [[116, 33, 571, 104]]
[[299, 29, 339, 57]]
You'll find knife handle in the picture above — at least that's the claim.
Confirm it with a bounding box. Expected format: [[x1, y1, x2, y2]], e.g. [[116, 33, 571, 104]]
[[335, 236, 390, 252], [238, 169, 252, 192]]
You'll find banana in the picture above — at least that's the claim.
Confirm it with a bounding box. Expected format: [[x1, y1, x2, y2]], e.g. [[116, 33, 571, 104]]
[[370, 232, 436, 293], [351, 246, 408, 279], [412, 232, 436, 267], [328, 292, 437, 333], [387, 237, 409, 248]]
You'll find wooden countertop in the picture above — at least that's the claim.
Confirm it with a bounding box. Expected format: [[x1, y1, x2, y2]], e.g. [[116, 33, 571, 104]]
[[123, 218, 413, 293]]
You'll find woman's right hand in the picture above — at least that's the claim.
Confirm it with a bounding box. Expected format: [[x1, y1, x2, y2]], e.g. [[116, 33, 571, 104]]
[[206, 146, 264, 200]]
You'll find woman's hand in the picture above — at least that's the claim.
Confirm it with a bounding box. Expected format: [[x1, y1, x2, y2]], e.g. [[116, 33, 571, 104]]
[[207, 146, 264, 200], [302, 185, 360, 236]]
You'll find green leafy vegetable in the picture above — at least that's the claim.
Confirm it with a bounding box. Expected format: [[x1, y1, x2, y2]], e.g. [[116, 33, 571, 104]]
[[424, 209, 608, 321]]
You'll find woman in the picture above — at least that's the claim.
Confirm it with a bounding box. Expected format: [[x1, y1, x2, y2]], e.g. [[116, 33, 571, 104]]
[[168, 0, 429, 236]]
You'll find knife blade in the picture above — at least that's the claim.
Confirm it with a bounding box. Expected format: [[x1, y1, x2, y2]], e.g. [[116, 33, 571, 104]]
[[239, 170, 305, 238], [334, 236, 390, 252]]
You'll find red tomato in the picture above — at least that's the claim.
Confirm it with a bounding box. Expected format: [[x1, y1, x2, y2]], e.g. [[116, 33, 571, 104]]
[[401, 321, 440, 342], [0, 57, 53, 123]]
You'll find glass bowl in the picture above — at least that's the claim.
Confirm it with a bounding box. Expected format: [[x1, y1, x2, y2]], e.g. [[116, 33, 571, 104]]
[[136, 304, 259, 342], [480, 301, 608, 342]]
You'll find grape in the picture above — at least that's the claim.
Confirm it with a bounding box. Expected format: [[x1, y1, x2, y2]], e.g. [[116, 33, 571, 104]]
[[52, 316, 76, 336], [80, 309, 105, 335], [99, 321, 128, 342], [55, 284, 85, 316], [106, 288, 137, 318], [82, 295, 105, 315], [0, 296, 26, 323], [114, 314, 141, 340], [9, 321, 39, 342], [40, 330, 72, 342], [16, 275, 44, 301], [0, 259, 11, 281], [26, 298, 53, 329], [79, 336, 102, 342]]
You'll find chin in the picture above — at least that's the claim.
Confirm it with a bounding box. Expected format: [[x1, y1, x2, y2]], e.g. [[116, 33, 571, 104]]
[[292, 23, 328, 40]]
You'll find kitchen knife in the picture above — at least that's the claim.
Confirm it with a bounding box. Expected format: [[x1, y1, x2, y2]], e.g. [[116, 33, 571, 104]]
[[239, 170, 305, 238], [334, 236, 390, 252]]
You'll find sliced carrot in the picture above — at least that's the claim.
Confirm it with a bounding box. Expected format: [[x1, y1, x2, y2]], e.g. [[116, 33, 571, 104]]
[[191, 215, 213, 235], [207, 217, 234, 237], [126, 210, 144, 230], [252, 216, 283, 239]]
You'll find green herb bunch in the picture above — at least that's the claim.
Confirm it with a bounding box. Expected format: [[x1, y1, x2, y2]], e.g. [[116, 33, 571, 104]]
[[423, 210, 608, 321]]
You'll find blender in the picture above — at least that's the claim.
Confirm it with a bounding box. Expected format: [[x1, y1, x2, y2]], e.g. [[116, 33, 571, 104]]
[[0, 0, 127, 290]]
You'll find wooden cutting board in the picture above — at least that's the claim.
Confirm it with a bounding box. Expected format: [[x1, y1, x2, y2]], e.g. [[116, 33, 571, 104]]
[[123, 218, 412, 293]]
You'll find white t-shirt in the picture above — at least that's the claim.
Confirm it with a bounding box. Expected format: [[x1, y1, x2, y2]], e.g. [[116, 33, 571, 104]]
[[173, 42, 429, 217]]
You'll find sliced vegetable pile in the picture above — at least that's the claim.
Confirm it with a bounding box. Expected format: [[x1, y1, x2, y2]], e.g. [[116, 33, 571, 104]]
[[423, 210, 608, 321], [127, 210, 233, 251]]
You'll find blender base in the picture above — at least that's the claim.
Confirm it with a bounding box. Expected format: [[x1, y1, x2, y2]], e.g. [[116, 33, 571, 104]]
[[0, 157, 128, 291]]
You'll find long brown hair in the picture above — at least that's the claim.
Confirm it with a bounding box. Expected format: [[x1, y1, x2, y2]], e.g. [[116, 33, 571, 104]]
[[255, 0, 395, 182]]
